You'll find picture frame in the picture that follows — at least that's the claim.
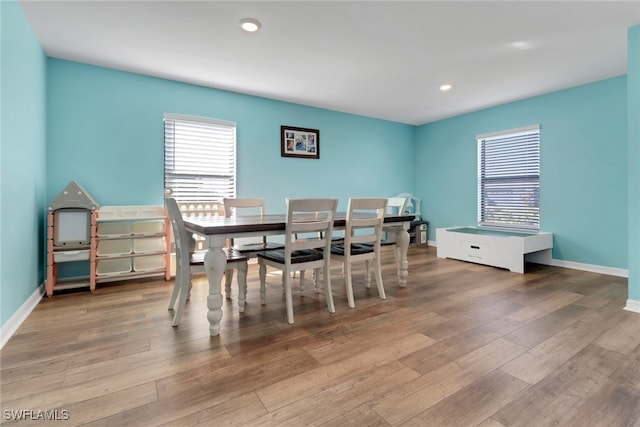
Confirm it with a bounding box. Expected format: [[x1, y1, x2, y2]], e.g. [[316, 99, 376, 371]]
[[281, 126, 320, 159]]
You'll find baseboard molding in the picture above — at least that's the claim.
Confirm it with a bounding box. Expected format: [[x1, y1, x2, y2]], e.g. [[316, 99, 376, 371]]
[[624, 299, 640, 313], [1, 282, 45, 349], [549, 259, 628, 278]]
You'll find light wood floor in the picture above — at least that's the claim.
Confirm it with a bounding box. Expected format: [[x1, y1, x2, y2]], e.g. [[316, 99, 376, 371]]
[[2, 246, 640, 426]]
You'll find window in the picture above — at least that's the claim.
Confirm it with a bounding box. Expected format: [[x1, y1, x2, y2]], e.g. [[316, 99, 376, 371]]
[[164, 113, 236, 203], [477, 125, 540, 230]]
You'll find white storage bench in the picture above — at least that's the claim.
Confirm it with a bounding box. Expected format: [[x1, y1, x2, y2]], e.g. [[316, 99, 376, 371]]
[[436, 226, 553, 273]]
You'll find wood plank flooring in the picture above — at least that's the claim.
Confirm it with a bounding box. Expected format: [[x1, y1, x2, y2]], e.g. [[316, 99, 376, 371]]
[[2, 246, 639, 426]]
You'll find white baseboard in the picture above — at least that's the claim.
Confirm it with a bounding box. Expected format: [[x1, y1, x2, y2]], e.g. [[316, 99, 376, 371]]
[[1, 283, 45, 349], [549, 259, 628, 278], [624, 299, 640, 313]]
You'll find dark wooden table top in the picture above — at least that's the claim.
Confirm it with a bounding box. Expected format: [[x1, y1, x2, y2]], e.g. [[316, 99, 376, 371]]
[[184, 212, 415, 235]]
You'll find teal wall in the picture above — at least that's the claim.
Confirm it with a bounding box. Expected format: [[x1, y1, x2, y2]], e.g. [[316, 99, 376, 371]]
[[47, 60, 416, 212], [44, 60, 415, 279], [628, 25, 640, 302], [416, 76, 628, 269], [0, 0, 48, 326]]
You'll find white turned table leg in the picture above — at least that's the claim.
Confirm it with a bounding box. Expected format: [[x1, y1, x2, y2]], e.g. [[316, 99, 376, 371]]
[[395, 224, 410, 287], [204, 235, 227, 336]]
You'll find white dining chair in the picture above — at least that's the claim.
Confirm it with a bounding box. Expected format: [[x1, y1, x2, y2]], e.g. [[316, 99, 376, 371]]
[[257, 198, 338, 324], [166, 197, 248, 325], [222, 197, 285, 307], [330, 198, 388, 308], [386, 196, 409, 216], [380, 196, 409, 268], [223, 197, 284, 253]]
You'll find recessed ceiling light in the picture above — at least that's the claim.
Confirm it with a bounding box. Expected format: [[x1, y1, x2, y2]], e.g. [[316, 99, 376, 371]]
[[510, 41, 532, 50], [240, 18, 261, 33], [440, 84, 453, 92]]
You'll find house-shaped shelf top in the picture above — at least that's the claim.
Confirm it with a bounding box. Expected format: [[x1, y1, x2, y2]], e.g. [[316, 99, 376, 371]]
[[48, 181, 100, 211]]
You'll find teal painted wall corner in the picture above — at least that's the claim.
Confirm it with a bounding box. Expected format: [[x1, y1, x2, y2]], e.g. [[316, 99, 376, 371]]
[[627, 24, 640, 302], [415, 76, 628, 271], [1, 0, 48, 327]]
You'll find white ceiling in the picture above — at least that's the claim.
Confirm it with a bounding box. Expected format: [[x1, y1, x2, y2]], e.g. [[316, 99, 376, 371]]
[[18, 0, 640, 125]]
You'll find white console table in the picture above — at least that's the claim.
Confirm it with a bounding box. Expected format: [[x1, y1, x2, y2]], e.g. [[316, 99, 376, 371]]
[[436, 227, 553, 273]]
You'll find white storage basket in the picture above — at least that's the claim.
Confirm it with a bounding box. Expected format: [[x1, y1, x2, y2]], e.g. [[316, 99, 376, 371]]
[[133, 255, 165, 272], [133, 237, 165, 254], [53, 249, 90, 263], [132, 220, 164, 236], [97, 239, 132, 257], [97, 222, 132, 238], [96, 258, 132, 277], [99, 205, 165, 220]]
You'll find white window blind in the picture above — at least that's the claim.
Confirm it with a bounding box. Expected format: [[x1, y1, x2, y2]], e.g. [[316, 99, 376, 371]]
[[164, 113, 236, 203], [477, 125, 540, 230]]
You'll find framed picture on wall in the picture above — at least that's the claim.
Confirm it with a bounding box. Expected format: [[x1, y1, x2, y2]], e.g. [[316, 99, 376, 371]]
[[281, 126, 320, 159]]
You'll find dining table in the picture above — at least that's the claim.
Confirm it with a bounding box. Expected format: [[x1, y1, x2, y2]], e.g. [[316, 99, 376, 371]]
[[184, 212, 415, 336]]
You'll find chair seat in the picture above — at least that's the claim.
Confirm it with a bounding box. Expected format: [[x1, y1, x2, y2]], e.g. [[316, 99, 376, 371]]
[[190, 248, 247, 265], [233, 241, 285, 253], [257, 248, 324, 264], [330, 243, 375, 256]]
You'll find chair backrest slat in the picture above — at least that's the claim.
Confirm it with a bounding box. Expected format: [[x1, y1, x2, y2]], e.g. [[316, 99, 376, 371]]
[[178, 201, 225, 218], [345, 198, 387, 248], [386, 196, 408, 215], [223, 198, 266, 217], [285, 198, 337, 255], [223, 198, 269, 246]]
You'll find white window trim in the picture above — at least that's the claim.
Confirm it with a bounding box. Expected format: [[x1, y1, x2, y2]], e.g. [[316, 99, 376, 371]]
[[163, 113, 235, 129]]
